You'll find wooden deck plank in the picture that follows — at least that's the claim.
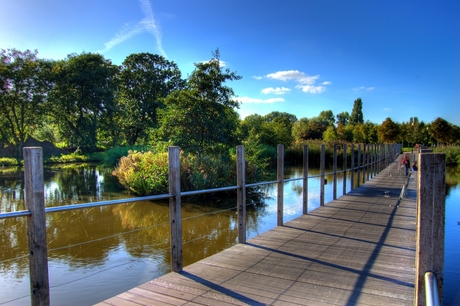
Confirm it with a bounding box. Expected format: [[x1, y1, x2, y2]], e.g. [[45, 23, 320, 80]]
[[97, 157, 417, 305]]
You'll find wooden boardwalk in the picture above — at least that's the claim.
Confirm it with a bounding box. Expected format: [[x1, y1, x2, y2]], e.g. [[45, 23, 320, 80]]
[[97, 156, 417, 306]]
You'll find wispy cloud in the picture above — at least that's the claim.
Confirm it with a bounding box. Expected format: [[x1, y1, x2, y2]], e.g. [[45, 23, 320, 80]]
[[252, 76, 263, 80], [261, 87, 290, 95], [235, 97, 285, 104], [98, 0, 166, 57], [354, 86, 375, 91], [266, 70, 329, 94], [295, 85, 326, 94]]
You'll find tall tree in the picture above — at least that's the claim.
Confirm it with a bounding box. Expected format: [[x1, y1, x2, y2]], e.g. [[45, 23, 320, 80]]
[[430, 117, 452, 144], [48, 53, 118, 153], [0, 49, 51, 158], [350, 98, 364, 125], [378, 117, 399, 143], [336, 111, 350, 126], [158, 49, 242, 155], [117, 53, 184, 145], [318, 110, 335, 126]]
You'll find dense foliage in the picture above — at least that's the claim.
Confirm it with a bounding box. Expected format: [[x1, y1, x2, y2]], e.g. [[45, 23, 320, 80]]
[[1, 47, 460, 193]]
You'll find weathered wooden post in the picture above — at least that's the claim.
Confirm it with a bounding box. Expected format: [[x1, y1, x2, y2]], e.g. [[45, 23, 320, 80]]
[[277, 144, 284, 226], [357, 144, 361, 187], [320, 144, 325, 206], [168, 146, 182, 272], [415, 152, 445, 305], [302, 145, 309, 214], [237, 145, 246, 243], [343, 144, 347, 195], [362, 144, 367, 183], [333, 144, 337, 200], [350, 144, 355, 190], [366, 144, 370, 181], [24, 147, 50, 306]]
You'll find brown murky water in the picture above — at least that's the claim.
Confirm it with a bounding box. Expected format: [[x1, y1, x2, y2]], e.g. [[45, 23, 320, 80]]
[[1, 164, 458, 305]]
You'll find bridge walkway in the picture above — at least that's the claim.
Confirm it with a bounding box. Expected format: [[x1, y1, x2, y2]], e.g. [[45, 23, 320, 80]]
[[97, 155, 417, 305]]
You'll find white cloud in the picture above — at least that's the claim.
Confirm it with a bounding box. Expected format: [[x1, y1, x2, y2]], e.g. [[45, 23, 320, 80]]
[[266, 70, 306, 81], [261, 87, 290, 95], [265, 70, 329, 94], [252, 76, 263, 80], [295, 85, 326, 94], [354, 86, 375, 91], [98, 0, 166, 57], [235, 97, 285, 104]]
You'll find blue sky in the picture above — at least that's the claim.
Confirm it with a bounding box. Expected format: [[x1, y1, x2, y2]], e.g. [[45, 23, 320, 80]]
[[1, 0, 459, 125]]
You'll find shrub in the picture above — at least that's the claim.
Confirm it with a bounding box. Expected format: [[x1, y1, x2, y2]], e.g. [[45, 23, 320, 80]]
[[112, 147, 271, 197], [112, 151, 169, 195], [433, 145, 460, 166], [96, 145, 147, 167], [47, 149, 92, 163]]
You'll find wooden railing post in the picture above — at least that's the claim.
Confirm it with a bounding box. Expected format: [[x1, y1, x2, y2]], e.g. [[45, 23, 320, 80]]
[[277, 144, 284, 226], [362, 144, 367, 184], [24, 147, 50, 306], [380, 144, 384, 172], [237, 145, 246, 243], [350, 144, 355, 190], [320, 144, 325, 206], [302, 145, 309, 214], [366, 144, 370, 181], [415, 152, 445, 305], [357, 144, 361, 187], [333, 144, 337, 200], [343, 144, 347, 195], [168, 146, 182, 272]]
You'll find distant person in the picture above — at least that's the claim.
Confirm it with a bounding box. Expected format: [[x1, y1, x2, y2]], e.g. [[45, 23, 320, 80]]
[[401, 155, 410, 176]]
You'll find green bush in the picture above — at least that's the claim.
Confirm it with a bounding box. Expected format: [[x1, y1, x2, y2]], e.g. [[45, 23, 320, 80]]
[[96, 145, 147, 167], [433, 145, 460, 166], [112, 151, 169, 195], [112, 147, 271, 197]]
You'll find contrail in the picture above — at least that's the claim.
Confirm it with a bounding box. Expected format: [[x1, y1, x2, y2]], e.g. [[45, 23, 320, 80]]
[[98, 0, 167, 57]]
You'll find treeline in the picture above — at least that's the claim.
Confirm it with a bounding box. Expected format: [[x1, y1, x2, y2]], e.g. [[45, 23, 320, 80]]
[[1, 48, 459, 161]]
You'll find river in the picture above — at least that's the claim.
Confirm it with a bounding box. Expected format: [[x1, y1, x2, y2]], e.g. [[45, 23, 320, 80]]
[[0, 163, 459, 305]]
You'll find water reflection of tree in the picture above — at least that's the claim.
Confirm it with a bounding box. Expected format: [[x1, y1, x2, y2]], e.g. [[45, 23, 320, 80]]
[[0, 167, 25, 211], [0, 217, 29, 277], [46, 207, 125, 268]]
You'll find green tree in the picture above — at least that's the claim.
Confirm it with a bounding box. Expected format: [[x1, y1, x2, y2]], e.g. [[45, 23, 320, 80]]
[[323, 125, 337, 142], [378, 117, 399, 143], [336, 122, 353, 142], [430, 117, 453, 144], [239, 114, 265, 140], [158, 49, 241, 155], [292, 117, 310, 142], [318, 110, 335, 126], [350, 97, 364, 125], [117, 53, 184, 145], [48, 53, 118, 153], [0, 49, 51, 158], [336, 111, 350, 126]]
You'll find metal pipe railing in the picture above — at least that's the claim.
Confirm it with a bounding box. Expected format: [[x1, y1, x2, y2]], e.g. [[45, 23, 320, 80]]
[[425, 271, 440, 306]]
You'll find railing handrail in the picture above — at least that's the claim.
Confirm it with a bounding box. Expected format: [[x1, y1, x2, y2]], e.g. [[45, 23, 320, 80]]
[[425, 271, 440, 306], [0, 151, 390, 220]]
